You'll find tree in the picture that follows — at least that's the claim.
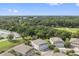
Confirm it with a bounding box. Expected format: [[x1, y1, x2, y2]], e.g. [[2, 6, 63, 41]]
[[0, 16, 79, 40], [24, 36, 32, 41], [64, 38, 71, 48], [7, 34, 14, 41]]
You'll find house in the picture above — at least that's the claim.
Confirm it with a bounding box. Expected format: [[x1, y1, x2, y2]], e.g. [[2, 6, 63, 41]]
[[70, 38, 79, 48], [31, 38, 48, 51], [49, 37, 64, 48], [10, 44, 34, 56], [0, 29, 21, 40], [0, 29, 11, 39], [11, 32, 21, 40], [0, 44, 40, 56]]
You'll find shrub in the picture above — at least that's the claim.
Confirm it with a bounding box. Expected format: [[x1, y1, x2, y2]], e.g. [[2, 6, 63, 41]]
[[64, 38, 71, 48], [0, 37, 4, 40], [53, 48, 60, 53], [0, 51, 5, 54], [24, 36, 32, 41], [65, 50, 75, 56], [48, 44, 55, 50], [24, 40, 31, 45], [35, 51, 41, 55], [69, 50, 75, 53]]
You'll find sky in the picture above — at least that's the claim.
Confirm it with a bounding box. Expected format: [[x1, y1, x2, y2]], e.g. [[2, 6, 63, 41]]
[[0, 3, 79, 16]]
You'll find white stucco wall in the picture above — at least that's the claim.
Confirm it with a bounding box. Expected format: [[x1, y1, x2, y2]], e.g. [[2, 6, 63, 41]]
[[49, 39, 54, 45], [31, 42, 39, 50], [31, 41, 48, 51]]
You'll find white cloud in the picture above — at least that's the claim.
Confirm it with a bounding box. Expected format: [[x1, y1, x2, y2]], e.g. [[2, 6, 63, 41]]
[[8, 9, 12, 12], [48, 3, 79, 7], [48, 3, 63, 6], [75, 3, 79, 6], [8, 9, 18, 13], [13, 9, 18, 13], [48, 3, 59, 6]]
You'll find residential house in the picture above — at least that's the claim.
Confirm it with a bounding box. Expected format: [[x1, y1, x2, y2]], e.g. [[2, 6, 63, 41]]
[[11, 32, 21, 40], [49, 37, 64, 48], [0, 44, 40, 56], [31, 38, 48, 51], [70, 38, 79, 48], [0, 29, 11, 39], [11, 44, 35, 56]]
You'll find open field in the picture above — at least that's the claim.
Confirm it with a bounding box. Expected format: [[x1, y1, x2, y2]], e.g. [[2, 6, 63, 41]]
[[54, 28, 79, 33], [0, 40, 24, 53]]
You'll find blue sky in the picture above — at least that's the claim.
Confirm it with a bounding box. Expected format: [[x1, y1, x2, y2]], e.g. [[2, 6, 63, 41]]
[[0, 3, 79, 16]]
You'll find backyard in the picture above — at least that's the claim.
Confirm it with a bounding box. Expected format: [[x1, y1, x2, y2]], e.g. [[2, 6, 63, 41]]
[[0, 40, 24, 53]]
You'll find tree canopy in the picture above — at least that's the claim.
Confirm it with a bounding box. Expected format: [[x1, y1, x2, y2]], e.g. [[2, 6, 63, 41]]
[[0, 16, 79, 40]]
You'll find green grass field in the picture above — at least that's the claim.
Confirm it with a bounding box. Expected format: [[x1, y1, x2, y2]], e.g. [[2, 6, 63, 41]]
[[0, 40, 24, 53], [54, 28, 79, 33]]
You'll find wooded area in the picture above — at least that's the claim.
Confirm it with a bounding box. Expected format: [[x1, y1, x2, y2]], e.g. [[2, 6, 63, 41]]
[[0, 16, 79, 41]]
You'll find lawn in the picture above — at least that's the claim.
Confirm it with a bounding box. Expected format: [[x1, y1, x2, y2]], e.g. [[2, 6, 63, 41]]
[[0, 40, 24, 53], [54, 28, 79, 33]]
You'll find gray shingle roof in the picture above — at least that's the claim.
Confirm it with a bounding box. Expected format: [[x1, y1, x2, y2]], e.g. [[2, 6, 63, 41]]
[[12, 44, 33, 55], [70, 38, 79, 42], [31, 38, 47, 45], [70, 38, 79, 45], [50, 37, 64, 42]]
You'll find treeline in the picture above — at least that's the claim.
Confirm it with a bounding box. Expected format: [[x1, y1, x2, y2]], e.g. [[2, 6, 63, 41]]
[[0, 16, 79, 40]]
